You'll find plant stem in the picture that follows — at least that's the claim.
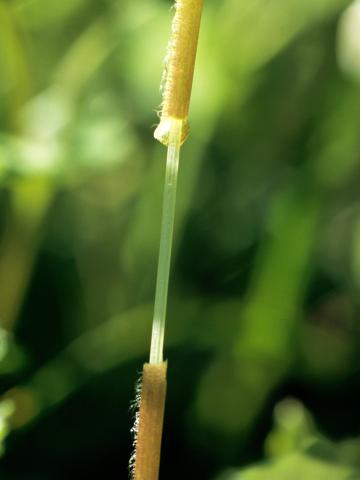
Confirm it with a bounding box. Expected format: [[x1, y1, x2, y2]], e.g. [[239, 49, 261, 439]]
[[132, 362, 167, 480], [150, 119, 182, 364]]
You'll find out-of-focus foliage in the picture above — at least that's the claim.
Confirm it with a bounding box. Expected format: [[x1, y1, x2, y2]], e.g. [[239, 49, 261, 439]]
[[0, 0, 360, 478], [338, 0, 360, 79], [219, 399, 360, 479], [0, 399, 14, 456]]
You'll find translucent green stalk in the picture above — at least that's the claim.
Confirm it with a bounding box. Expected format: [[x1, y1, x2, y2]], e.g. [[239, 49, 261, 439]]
[[149, 119, 182, 364]]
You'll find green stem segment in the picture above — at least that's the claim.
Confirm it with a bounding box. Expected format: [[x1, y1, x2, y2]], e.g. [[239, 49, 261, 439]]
[[150, 119, 182, 364]]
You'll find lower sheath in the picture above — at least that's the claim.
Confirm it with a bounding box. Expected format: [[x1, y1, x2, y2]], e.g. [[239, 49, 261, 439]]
[[133, 362, 167, 480]]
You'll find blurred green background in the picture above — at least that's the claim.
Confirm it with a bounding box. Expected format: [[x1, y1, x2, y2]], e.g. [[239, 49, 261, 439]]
[[0, 0, 360, 478]]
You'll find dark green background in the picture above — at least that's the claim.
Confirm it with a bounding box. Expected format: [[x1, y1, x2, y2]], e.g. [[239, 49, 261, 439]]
[[0, 0, 360, 478]]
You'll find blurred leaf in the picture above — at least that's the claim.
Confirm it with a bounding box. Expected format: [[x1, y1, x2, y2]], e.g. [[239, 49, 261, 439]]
[[337, 0, 360, 80], [310, 82, 360, 188], [219, 0, 350, 76], [222, 453, 357, 480], [218, 399, 360, 479], [0, 400, 15, 457], [0, 329, 27, 375], [54, 19, 116, 97], [265, 398, 317, 457], [352, 217, 360, 288], [14, 0, 89, 28], [0, 1, 32, 122]]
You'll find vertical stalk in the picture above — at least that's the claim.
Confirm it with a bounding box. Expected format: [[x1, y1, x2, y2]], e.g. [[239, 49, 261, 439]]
[[150, 119, 182, 365], [132, 362, 167, 480], [131, 2, 204, 478]]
